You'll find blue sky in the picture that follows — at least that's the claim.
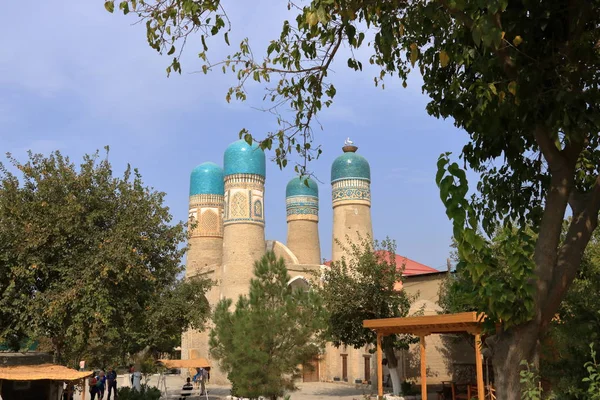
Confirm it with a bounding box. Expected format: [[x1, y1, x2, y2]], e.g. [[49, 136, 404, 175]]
[[0, 1, 476, 269]]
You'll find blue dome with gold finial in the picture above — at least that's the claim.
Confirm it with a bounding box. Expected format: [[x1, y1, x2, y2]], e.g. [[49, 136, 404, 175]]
[[224, 139, 266, 177], [331, 144, 370, 183], [286, 176, 319, 198], [190, 162, 224, 196]]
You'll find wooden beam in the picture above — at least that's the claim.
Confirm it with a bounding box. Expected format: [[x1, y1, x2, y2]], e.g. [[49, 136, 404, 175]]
[[420, 335, 427, 400], [364, 312, 482, 330], [377, 332, 383, 400], [475, 334, 485, 400]]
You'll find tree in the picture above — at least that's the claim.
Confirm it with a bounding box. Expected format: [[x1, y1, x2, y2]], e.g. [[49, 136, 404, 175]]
[[439, 226, 600, 398], [209, 252, 326, 400], [318, 236, 416, 395], [107, 1, 600, 397], [0, 150, 212, 366], [541, 227, 600, 398]]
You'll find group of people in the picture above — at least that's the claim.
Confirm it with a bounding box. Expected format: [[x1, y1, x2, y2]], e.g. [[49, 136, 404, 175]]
[[89, 369, 118, 400]]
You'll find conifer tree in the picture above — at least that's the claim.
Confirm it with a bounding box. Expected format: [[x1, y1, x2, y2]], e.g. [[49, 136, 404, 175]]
[[209, 252, 326, 400]]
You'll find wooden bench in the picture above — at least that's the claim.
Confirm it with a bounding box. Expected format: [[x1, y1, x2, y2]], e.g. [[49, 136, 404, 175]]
[[161, 388, 208, 399]]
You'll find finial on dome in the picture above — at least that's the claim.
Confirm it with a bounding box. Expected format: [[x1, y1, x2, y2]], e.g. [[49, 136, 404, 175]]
[[342, 137, 358, 153]]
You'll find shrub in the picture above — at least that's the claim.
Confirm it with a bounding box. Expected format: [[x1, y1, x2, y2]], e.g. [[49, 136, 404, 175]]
[[117, 385, 161, 400]]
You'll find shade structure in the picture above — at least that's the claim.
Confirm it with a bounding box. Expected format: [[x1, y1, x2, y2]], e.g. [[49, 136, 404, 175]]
[[363, 312, 486, 400], [363, 311, 485, 335], [0, 363, 92, 381], [158, 358, 211, 369]]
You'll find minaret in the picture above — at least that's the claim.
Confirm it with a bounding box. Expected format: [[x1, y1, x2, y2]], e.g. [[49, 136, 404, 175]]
[[331, 141, 372, 262], [326, 140, 373, 385], [286, 176, 321, 264], [221, 139, 266, 301], [182, 162, 224, 363], [186, 162, 225, 278]]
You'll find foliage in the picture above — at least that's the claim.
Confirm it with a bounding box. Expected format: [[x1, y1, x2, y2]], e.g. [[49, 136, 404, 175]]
[[108, 1, 600, 396], [318, 236, 415, 349], [540, 227, 600, 398], [436, 223, 536, 329], [519, 361, 543, 400], [209, 251, 326, 400], [117, 385, 161, 400], [583, 344, 600, 400], [401, 380, 417, 396], [0, 149, 212, 366], [317, 236, 416, 395]]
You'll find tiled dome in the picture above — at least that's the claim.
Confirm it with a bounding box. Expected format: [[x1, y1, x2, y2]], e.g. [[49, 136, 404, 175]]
[[331, 147, 370, 183], [223, 139, 266, 177], [190, 162, 224, 196], [286, 176, 319, 198]]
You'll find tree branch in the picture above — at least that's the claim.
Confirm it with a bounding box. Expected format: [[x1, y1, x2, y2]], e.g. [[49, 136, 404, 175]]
[[534, 125, 567, 172], [542, 175, 600, 328]]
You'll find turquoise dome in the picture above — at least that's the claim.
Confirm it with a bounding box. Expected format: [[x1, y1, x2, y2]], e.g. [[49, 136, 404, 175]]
[[331, 152, 371, 183], [224, 140, 266, 177], [190, 162, 224, 196], [286, 177, 319, 198]]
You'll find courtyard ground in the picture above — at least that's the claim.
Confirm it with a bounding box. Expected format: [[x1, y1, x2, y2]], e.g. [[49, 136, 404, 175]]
[[73, 374, 377, 400]]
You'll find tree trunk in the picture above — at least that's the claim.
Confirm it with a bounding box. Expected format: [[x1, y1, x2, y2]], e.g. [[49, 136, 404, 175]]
[[383, 342, 402, 396], [488, 323, 539, 400]]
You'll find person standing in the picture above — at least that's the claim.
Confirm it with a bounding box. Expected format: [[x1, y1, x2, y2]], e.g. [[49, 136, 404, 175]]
[[97, 371, 107, 400], [199, 367, 207, 395], [106, 368, 118, 400], [129, 365, 135, 387], [89, 373, 99, 400]]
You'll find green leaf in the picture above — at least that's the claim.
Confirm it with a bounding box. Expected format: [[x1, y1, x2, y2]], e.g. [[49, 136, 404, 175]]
[[104, 1, 115, 13]]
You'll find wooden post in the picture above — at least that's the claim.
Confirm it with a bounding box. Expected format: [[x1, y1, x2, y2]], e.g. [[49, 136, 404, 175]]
[[81, 378, 86, 400], [420, 335, 427, 400], [377, 332, 383, 399], [475, 333, 485, 400]]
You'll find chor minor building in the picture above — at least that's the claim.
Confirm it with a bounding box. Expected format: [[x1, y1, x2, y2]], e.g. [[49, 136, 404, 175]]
[[181, 140, 474, 387]]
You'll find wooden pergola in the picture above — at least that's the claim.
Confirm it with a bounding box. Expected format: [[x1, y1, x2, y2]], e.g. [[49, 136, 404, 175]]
[[363, 312, 486, 400]]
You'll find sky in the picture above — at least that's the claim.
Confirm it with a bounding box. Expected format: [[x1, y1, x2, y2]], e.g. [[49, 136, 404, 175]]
[[0, 0, 476, 270]]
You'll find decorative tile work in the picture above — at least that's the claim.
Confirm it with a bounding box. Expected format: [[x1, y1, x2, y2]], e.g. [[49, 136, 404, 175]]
[[331, 178, 371, 204], [188, 194, 224, 238], [223, 187, 265, 226], [253, 200, 263, 218], [201, 209, 218, 231], [231, 192, 247, 218], [286, 195, 318, 221]]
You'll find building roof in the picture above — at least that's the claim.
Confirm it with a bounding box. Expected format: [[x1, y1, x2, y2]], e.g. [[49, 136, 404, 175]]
[[224, 139, 266, 177], [324, 251, 440, 277], [331, 146, 370, 183], [0, 364, 92, 381], [190, 162, 224, 196], [286, 176, 319, 198]]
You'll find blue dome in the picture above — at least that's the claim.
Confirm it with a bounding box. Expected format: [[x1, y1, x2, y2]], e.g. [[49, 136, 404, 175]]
[[224, 140, 266, 177], [331, 151, 371, 183], [286, 177, 319, 198], [190, 162, 224, 196]]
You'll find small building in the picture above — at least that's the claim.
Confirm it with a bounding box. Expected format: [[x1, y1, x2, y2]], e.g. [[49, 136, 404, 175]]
[[0, 352, 91, 400]]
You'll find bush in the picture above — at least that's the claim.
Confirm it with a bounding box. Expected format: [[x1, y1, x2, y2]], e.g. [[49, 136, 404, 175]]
[[117, 385, 161, 400]]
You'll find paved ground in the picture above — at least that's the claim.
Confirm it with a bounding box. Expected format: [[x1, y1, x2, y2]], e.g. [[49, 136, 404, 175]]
[[74, 374, 377, 400]]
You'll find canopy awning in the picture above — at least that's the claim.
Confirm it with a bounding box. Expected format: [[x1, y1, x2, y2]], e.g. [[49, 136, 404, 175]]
[[364, 312, 487, 400], [0, 364, 92, 381], [158, 358, 211, 369], [363, 311, 484, 335]]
